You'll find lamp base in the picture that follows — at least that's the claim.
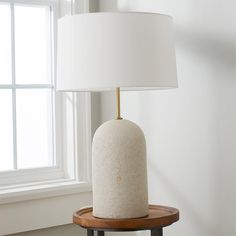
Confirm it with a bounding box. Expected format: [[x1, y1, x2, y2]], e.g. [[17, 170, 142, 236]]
[[92, 119, 148, 219]]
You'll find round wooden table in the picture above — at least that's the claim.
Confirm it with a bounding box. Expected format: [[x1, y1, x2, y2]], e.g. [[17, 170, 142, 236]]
[[73, 205, 179, 236]]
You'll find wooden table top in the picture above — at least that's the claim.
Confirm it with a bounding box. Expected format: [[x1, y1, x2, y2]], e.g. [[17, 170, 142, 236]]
[[73, 205, 179, 231]]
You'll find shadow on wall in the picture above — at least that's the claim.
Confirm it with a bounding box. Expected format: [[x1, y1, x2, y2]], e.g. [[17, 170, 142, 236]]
[[148, 162, 217, 236], [134, 27, 236, 236], [174, 28, 236, 67]]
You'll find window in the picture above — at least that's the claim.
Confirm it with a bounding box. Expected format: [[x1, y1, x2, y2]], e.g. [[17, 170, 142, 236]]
[[0, 2, 54, 172], [0, 0, 91, 234], [0, 0, 91, 191]]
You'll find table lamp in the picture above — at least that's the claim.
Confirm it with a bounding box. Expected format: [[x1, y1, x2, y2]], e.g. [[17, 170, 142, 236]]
[[57, 12, 177, 219]]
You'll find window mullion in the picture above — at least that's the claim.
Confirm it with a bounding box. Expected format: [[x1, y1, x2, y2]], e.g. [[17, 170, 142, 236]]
[[50, 5, 56, 166], [10, 2, 17, 170]]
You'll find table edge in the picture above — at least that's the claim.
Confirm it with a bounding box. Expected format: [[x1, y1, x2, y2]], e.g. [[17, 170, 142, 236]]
[[73, 205, 180, 231]]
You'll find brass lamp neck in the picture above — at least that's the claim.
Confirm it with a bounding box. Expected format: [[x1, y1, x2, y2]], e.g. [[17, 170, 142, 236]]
[[116, 87, 122, 120]]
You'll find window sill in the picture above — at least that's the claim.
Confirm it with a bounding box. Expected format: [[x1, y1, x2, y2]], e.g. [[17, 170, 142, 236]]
[[0, 179, 92, 235], [0, 178, 92, 204]]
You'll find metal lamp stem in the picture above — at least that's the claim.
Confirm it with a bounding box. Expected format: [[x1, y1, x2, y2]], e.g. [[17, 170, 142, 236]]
[[116, 87, 122, 120]]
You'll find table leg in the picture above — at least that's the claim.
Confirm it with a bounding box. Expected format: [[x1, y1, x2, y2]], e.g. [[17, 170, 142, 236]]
[[151, 228, 163, 236], [97, 231, 105, 236], [87, 230, 94, 236]]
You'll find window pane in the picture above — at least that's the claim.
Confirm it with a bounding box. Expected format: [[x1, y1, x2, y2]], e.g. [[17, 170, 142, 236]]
[[0, 90, 13, 171], [15, 5, 51, 84], [0, 4, 12, 84], [16, 89, 53, 169]]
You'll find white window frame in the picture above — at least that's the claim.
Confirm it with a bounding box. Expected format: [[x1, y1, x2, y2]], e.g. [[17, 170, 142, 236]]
[[0, 0, 58, 183], [0, 0, 91, 235], [0, 92, 92, 204]]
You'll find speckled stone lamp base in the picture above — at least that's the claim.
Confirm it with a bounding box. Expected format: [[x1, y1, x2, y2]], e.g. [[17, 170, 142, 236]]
[[92, 119, 149, 219]]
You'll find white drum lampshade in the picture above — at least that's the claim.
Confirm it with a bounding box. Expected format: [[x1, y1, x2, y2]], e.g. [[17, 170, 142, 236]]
[[57, 12, 177, 219]]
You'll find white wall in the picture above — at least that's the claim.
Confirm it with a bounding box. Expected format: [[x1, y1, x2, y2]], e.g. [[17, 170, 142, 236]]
[[98, 1, 236, 236], [11, 224, 84, 236]]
